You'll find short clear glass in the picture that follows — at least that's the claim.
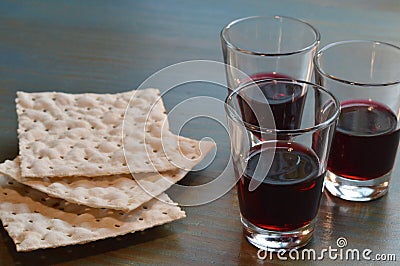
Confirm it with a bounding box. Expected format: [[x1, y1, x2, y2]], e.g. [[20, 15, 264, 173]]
[[220, 15, 320, 93], [314, 40, 400, 201], [225, 79, 340, 251]]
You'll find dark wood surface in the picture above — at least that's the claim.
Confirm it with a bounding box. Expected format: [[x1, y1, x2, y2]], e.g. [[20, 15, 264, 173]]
[[0, 1, 399, 265]]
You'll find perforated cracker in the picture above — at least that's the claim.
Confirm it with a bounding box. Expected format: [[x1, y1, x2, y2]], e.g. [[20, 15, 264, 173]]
[[0, 157, 188, 212], [16, 88, 178, 178], [123, 131, 216, 174], [0, 173, 185, 252]]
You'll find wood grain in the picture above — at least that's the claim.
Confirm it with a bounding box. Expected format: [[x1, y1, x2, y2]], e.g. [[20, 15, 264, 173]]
[[0, 0, 399, 265]]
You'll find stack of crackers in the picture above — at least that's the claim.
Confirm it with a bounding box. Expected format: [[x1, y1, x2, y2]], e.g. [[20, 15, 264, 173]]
[[0, 88, 214, 252]]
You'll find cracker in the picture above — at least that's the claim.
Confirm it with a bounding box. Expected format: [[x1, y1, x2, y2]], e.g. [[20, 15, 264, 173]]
[[123, 132, 216, 174], [0, 173, 185, 252], [16, 88, 188, 178], [1, 133, 215, 211], [17, 88, 167, 178], [0, 157, 186, 212]]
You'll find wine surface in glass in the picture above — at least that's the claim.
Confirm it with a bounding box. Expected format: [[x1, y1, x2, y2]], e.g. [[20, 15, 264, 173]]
[[238, 72, 306, 132]]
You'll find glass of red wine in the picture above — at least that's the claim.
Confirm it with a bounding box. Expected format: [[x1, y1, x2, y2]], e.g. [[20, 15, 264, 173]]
[[225, 79, 340, 251], [314, 40, 400, 202], [220, 16, 320, 94]]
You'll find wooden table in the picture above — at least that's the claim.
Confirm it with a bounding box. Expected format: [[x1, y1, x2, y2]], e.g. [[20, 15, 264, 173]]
[[0, 1, 399, 265]]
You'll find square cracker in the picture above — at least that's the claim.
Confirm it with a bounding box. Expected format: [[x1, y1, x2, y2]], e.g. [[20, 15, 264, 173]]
[[16, 89, 212, 178], [0, 173, 185, 252], [0, 147, 204, 212], [16, 88, 166, 178]]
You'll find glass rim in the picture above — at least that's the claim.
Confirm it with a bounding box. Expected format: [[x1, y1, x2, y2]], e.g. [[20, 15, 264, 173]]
[[224, 78, 340, 135], [220, 15, 321, 56], [314, 40, 400, 87]]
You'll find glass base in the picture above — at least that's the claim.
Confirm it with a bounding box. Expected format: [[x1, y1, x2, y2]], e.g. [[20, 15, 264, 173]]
[[325, 171, 390, 202], [241, 217, 314, 251]]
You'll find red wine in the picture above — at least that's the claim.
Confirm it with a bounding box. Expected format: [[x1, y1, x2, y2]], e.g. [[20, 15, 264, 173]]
[[247, 72, 293, 81], [328, 100, 400, 180], [237, 142, 324, 231], [238, 73, 306, 132]]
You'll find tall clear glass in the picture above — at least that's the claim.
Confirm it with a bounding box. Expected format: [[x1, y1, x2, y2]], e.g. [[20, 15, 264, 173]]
[[314, 40, 400, 201], [225, 79, 340, 250], [221, 15, 320, 93]]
